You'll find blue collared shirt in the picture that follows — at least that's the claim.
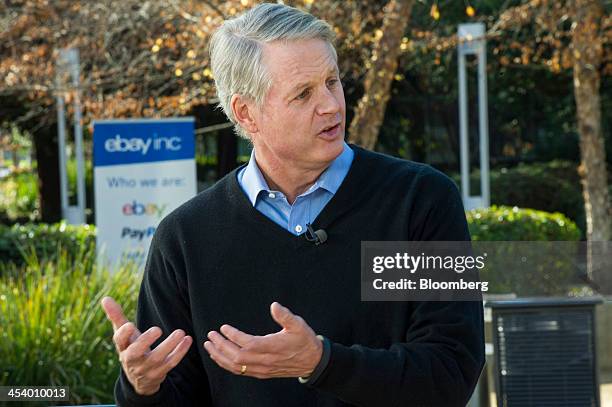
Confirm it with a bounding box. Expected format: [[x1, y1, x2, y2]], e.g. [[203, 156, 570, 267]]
[[237, 143, 354, 235]]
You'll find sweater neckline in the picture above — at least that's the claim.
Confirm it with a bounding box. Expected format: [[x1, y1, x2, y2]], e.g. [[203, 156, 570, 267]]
[[227, 144, 372, 249]]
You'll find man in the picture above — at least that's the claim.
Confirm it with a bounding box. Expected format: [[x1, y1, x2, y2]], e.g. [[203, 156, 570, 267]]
[[102, 3, 485, 406]]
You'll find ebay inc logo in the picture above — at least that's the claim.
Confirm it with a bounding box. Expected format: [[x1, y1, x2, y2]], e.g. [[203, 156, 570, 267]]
[[105, 134, 181, 155], [122, 201, 168, 219]]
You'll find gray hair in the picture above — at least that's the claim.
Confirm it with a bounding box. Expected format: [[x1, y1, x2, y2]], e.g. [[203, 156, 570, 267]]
[[209, 3, 337, 139]]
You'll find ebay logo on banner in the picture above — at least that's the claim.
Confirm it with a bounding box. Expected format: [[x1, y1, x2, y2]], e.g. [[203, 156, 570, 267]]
[[122, 201, 168, 219], [104, 135, 182, 155]]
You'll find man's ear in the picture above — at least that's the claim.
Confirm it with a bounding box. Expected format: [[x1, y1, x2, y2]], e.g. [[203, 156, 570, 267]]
[[230, 94, 259, 135]]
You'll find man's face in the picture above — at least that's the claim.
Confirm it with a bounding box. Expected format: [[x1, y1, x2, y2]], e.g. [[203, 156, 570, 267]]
[[250, 38, 346, 169]]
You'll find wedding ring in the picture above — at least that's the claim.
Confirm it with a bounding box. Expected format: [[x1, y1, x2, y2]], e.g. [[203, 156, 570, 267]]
[[240, 365, 247, 375]]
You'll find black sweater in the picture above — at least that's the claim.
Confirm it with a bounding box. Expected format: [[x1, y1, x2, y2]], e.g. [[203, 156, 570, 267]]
[[115, 145, 485, 407]]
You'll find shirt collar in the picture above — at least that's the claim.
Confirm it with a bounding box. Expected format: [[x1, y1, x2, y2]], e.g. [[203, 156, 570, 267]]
[[240, 142, 353, 206], [240, 148, 271, 206]]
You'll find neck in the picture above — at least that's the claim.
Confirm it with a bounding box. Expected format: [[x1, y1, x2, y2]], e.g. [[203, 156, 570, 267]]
[[254, 149, 330, 205]]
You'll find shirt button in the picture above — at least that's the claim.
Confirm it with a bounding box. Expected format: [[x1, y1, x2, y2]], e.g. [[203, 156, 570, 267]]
[[295, 225, 303, 233], [268, 192, 275, 199]]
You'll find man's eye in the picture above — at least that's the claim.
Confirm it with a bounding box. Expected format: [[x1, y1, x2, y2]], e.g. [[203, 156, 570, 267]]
[[296, 89, 311, 100], [328, 79, 339, 87]]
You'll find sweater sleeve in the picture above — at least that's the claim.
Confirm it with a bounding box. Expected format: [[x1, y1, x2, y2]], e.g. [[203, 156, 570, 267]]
[[307, 166, 485, 407], [114, 218, 212, 406]]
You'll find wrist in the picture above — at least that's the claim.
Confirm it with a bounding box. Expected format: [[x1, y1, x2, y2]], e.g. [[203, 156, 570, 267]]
[[134, 383, 161, 396], [135, 386, 160, 396], [305, 334, 324, 377], [299, 334, 331, 385]]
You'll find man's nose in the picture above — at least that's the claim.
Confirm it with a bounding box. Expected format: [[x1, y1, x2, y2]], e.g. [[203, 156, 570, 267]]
[[316, 87, 342, 116]]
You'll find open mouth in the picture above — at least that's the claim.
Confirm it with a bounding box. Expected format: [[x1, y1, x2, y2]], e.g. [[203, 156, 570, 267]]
[[319, 123, 340, 135]]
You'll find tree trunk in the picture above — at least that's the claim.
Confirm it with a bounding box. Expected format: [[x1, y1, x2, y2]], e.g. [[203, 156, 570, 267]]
[[572, 0, 611, 295], [572, 0, 610, 242], [348, 0, 414, 150], [33, 126, 61, 223]]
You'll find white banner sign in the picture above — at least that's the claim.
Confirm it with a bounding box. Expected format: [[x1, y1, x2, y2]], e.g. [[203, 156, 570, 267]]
[[93, 118, 196, 269]]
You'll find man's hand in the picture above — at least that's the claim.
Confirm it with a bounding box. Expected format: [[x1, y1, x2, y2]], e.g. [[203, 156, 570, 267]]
[[101, 296, 193, 396], [203, 302, 323, 379]]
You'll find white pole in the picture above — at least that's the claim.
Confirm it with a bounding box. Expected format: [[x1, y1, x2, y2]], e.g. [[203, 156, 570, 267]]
[[458, 23, 489, 210], [458, 44, 470, 206], [70, 50, 86, 223], [56, 48, 86, 224], [477, 45, 490, 207], [55, 66, 69, 215]]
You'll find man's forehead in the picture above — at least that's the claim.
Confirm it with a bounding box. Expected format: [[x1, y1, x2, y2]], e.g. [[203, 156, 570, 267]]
[[262, 40, 338, 88]]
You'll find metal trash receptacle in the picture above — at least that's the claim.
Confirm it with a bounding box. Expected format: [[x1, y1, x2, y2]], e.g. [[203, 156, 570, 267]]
[[486, 297, 603, 407]]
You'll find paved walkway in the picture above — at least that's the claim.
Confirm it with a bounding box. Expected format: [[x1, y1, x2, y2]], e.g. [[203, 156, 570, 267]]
[[487, 372, 612, 406], [602, 372, 612, 406]]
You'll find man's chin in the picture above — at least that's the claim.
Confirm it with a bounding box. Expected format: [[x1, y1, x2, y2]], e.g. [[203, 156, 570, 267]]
[[313, 134, 344, 162]]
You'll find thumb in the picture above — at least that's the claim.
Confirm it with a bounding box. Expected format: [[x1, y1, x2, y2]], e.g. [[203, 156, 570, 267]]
[[270, 302, 299, 330], [101, 296, 129, 332]]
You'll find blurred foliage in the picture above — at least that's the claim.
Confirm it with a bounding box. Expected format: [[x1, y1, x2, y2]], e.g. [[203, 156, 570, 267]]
[[467, 205, 582, 295], [0, 159, 95, 224], [0, 0, 388, 128], [0, 244, 140, 406], [0, 169, 39, 224], [0, 123, 32, 153], [450, 160, 602, 237], [378, 0, 611, 168], [467, 205, 581, 241], [0, 222, 96, 267]]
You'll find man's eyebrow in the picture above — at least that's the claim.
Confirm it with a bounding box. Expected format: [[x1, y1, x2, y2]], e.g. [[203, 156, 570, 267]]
[[288, 67, 340, 94]]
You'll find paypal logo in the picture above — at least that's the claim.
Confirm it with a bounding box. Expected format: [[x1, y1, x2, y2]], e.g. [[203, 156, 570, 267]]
[[104, 134, 181, 155], [121, 226, 156, 241]]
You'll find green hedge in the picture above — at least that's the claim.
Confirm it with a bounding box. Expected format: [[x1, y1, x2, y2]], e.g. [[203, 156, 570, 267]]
[[0, 245, 140, 405], [488, 161, 586, 237], [466, 205, 582, 296], [0, 222, 96, 267], [451, 160, 598, 238], [467, 205, 581, 241]]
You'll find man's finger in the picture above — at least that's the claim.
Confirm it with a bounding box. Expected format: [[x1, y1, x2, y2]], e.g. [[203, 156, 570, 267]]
[[270, 302, 299, 330], [159, 336, 193, 373], [148, 329, 187, 364], [127, 326, 164, 356], [204, 340, 244, 375], [101, 296, 129, 331], [220, 324, 254, 348], [207, 331, 241, 361], [114, 322, 139, 352]]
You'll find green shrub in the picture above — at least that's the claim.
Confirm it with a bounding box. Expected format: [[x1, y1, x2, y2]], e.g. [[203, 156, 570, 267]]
[[0, 159, 97, 225], [0, 245, 140, 406], [0, 222, 96, 267], [489, 161, 586, 237], [466, 205, 582, 296], [467, 205, 581, 241], [451, 160, 591, 237], [0, 170, 39, 223]]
